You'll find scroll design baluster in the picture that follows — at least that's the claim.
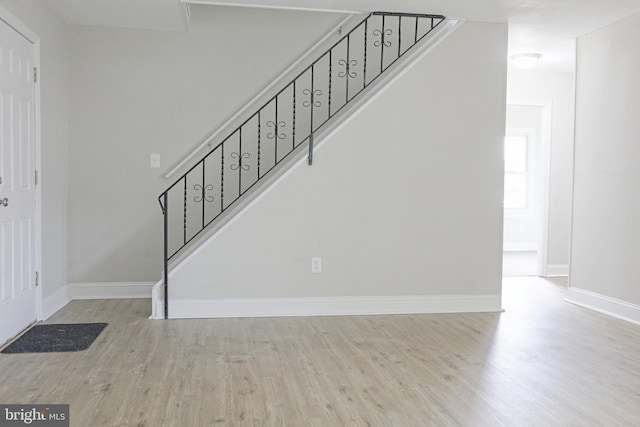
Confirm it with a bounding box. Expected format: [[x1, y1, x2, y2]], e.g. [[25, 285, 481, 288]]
[[158, 12, 447, 319]]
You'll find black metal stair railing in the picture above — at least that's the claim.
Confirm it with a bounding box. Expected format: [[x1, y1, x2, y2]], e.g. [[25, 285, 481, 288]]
[[158, 11, 446, 318]]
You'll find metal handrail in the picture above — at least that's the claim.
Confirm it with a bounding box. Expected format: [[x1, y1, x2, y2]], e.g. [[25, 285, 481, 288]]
[[163, 14, 358, 180], [159, 11, 446, 318]]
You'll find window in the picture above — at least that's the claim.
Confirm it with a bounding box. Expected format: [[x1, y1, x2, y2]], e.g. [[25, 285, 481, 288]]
[[504, 135, 530, 209]]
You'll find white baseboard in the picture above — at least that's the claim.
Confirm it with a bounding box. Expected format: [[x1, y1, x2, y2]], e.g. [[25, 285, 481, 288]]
[[545, 264, 569, 277], [68, 282, 154, 300], [41, 285, 71, 320], [41, 282, 154, 320], [566, 287, 640, 326], [150, 281, 164, 320], [503, 246, 537, 252], [164, 294, 503, 319]]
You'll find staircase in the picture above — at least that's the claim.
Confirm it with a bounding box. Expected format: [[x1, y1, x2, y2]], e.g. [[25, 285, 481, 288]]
[[157, 11, 451, 319]]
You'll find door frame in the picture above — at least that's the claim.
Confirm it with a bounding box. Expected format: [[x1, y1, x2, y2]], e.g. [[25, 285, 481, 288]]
[[505, 99, 552, 276], [0, 5, 43, 320]]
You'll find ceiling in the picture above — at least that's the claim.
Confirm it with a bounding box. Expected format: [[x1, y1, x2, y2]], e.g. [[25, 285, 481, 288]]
[[45, 0, 640, 72], [43, 0, 190, 32]]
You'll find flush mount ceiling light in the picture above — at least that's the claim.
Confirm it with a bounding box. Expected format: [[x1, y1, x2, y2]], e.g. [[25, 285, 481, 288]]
[[510, 53, 542, 69]]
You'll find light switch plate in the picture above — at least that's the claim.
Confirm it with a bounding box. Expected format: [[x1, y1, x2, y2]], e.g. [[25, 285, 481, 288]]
[[150, 153, 161, 168]]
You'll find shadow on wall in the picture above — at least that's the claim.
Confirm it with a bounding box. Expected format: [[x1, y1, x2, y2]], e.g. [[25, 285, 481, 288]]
[[69, 214, 162, 283]]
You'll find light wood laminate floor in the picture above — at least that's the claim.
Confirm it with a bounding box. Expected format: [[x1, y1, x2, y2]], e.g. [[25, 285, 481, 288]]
[[1, 277, 640, 426]]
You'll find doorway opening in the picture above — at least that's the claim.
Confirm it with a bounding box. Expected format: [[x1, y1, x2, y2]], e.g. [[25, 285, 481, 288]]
[[502, 102, 551, 277]]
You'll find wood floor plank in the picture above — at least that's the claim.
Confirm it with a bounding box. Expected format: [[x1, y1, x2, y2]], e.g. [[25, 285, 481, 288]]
[[1, 278, 640, 425]]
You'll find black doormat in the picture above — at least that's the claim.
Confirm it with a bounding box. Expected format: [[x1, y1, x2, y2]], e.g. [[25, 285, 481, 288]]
[[1, 323, 108, 354]]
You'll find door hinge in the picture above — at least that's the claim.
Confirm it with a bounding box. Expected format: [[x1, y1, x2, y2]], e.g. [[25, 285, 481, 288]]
[[35, 271, 39, 287], [34, 67, 38, 83], [35, 170, 38, 186]]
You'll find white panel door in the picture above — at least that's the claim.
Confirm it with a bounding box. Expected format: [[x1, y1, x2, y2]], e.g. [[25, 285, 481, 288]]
[[0, 18, 37, 346]]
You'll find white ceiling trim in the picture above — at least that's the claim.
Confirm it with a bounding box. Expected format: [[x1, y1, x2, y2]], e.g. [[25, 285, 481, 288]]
[[183, 0, 363, 15], [43, 0, 640, 73]]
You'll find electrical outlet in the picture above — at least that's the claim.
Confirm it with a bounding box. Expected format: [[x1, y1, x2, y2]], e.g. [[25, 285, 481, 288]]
[[311, 257, 322, 273]]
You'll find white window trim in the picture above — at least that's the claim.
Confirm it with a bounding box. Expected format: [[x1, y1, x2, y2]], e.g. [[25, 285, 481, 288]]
[[504, 127, 536, 218]]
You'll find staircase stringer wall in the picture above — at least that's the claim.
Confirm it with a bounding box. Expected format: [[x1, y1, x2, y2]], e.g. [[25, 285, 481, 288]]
[[151, 19, 467, 319]]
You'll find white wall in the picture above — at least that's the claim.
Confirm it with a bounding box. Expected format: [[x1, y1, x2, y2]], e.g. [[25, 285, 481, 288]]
[[170, 22, 507, 303], [571, 12, 640, 307], [67, 6, 345, 282], [507, 68, 575, 272], [0, 0, 70, 299]]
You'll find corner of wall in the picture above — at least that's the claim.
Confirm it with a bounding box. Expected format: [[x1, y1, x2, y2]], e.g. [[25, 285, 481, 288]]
[[41, 282, 155, 320], [42, 285, 70, 320], [566, 287, 640, 326]]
